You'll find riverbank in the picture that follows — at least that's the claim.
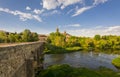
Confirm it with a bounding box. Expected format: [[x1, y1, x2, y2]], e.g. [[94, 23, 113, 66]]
[[112, 56, 120, 68], [44, 47, 83, 54], [45, 31, 120, 54], [44, 43, 120, 54], [37, 64, 120, 77], [44, 43, 83, 54]]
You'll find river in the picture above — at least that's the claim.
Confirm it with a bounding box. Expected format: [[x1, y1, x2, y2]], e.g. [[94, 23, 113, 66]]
[[44, 51, 119, 71]]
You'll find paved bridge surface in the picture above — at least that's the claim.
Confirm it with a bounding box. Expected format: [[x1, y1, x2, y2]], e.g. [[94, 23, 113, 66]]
[[0, 42, 45, 77]]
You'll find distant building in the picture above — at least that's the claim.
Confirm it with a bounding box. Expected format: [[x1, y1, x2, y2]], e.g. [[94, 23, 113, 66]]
[[55, 27, 71, 42], [56, 27, 59, 33], [38, 34, 47, 41], [64, 31, 71, 38], [63, 31, 71, 42]]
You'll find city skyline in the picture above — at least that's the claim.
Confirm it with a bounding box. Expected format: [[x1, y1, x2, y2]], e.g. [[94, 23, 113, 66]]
[[0, 0, 120, 37]]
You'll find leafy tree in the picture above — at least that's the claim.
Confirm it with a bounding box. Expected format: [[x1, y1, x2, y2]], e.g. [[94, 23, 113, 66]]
[[8, 33, 16, 43], [0, 29, 39, 43], [94, 35, 101, 40], [31, 32, 39, 41], [14, 33, 22, 42], [22, 29, 32, 42], [0, 31, 7, 43], [51, 32, 65, 47]]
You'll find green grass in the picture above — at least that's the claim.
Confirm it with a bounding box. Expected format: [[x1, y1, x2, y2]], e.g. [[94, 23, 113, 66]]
[[44, 43, 83, 54], [112, 56, 120, 68], [65, 47, 83, 51], [37, 64, 120, 77]]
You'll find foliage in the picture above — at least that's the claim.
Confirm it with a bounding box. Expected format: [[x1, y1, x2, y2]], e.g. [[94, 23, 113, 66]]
[[48, 32, 66, 47], [37, 64, 120, 77], [0, 29, 39, 43], [0, 31, 7, 43], [65, 47, 82, 52], [45, 30, 120, 54], [44, 43, 82, 54], [112, 56, 120, 68], [22, 29, 32, 42], [44, 43, 67, 54], [94, 34, 101, 40]]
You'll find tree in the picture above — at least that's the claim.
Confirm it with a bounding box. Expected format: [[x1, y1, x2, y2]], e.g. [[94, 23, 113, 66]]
[[31, 32, 39, 41], [48, 32, 66, 47], [22, 29, 32, 42], [0, 31, 7, 43], [94, 35, 101, 40], [8, 33, 16, 43]]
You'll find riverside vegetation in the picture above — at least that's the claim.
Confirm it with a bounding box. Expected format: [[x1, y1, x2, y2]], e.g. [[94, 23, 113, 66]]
[[112, 56, 120, 68], [0, 29, 39, 43], [1, 29, 120, 77], [44, 29, 120, 54], [37, 64, 120, 77], [43, 29, 120, 75]]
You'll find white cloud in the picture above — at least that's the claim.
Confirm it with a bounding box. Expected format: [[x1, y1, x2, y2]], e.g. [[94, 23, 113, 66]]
[[72, 24, 81, 27], [72, 0, 108, 16], [67, 8, 74, 14], [33, 9, 44, 14], [26, 6, 31, 10], [66, 24, 81, 27], [0, 7, 42, 22], [42, 0, 83, 10], [42, 10, 60, 16], [67, 26, 120, 37], [105, 26, 120, 32], [67, 6, 78, 14], [72, 6, 94, 17], [93, 0, 108, 5], [51, 10, 60, 14], [42, 0, 109, 16], [42, 0, 59, 10], [33, 15, 42, 22], [58, 0, 83, 9]]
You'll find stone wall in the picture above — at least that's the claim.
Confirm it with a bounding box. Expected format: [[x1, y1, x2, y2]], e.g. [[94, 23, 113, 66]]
[[0, 42, 44, 77]]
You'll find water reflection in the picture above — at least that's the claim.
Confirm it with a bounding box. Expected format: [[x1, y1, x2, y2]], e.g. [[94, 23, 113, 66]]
[[44, 51, 119, 71]]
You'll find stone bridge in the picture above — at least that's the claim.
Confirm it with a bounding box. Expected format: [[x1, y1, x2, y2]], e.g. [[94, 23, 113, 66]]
[[0, 42, 45, 77]]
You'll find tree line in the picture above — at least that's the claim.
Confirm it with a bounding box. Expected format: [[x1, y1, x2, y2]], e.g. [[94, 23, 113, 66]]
[[45, 31, 120, 53], [0, 29, 39, 43]]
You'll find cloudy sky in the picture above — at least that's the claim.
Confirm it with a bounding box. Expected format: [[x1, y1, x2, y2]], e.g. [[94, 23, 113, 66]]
[[0, 0, 120, 37]]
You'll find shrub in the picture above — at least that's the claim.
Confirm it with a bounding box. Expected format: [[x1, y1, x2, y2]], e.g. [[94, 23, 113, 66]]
[[112, 56, 120, 68]]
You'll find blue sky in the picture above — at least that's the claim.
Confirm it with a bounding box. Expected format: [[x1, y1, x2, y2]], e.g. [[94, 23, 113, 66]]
[[0, 0, 120, 37]]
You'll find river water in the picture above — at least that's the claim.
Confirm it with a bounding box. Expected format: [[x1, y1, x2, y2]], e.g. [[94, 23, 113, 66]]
[[44, 51, 119, 71]]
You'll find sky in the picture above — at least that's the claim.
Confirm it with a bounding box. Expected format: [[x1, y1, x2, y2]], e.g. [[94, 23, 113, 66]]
[[0, 0, 120, 37]]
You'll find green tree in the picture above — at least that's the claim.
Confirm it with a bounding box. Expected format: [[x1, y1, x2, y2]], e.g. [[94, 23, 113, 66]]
[[0, 31, 7, 43], [22, 29, 32, 42], [8, 33, 16, 43], [94, 35, 101, 40], [31, 32, 39, 41], [48, 32, 66, 47]]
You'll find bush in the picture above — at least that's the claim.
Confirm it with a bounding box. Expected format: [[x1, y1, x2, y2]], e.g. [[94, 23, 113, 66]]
[[66, 47, 83, 51], [112, 56, 120, 68], [37, 64, 120, 77]]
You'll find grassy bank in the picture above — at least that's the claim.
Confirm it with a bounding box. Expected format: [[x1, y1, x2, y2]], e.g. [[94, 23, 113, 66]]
[[112, 56, 120, 68], [44, 43, 83, 54], [37, 64, 120, 77]]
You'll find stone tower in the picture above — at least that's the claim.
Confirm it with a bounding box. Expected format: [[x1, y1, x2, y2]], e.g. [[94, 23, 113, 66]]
[[64, 31, 66, 35], [56, 27, 59, 33]]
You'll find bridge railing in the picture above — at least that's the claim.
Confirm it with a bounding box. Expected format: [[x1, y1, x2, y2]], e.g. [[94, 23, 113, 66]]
[[0, 42, 45, 77]]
